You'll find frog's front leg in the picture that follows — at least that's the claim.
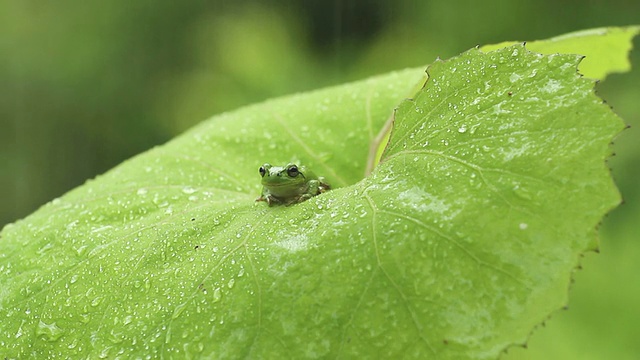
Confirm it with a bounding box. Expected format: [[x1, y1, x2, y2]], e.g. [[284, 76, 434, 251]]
[[256, 193, 281, 207], [296, 180, 320, 203], [317, 177, 330, 194], [307, 179, 321, 196]]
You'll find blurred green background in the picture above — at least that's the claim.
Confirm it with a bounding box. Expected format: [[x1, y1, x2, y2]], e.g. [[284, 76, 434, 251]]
[[1, 1, 638, 358]]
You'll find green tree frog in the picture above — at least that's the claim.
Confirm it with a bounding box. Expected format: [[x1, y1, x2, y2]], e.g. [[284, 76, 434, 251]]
[[256, 163, 330, 206]]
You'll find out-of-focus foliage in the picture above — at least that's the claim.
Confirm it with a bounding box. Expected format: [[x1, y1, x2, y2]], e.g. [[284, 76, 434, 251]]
[[1, 0, 639, 358]]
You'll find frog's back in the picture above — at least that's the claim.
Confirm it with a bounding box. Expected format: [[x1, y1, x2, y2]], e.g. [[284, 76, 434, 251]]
[[300, 166, 319, 181]]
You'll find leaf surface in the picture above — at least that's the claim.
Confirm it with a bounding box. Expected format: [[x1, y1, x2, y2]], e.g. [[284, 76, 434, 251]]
[[482, 26, 640, 80], [0, 41, 627, 358]]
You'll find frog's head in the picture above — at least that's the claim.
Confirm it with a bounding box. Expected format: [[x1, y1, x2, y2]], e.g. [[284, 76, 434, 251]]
[[259, 163, 307, 197]]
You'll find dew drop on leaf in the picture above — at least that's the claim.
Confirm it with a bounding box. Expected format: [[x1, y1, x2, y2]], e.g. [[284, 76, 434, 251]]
[[513, 185, 532, 200], [212, 288, 222, 303], [91, 297, 103, 307], [98, 347, 110, 359], [172, 302, 188, 319], [36, 320, 64, 342], [80, 313, 90, 324], [182, 187, 197, 194]]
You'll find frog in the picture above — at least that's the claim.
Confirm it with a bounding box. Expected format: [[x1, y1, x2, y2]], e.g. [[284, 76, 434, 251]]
[[256, 163, 330, 206]]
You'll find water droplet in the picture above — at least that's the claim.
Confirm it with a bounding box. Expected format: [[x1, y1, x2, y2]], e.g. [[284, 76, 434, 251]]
[[15, 320, 24, 338], [36, 320, 64, 342], [172, 303, 188, 319], [458, 125, 467, 133], [212, 288, 222, 303], [182, 187, 197, 194], [80, 313, 91, 324], [98, 346, 110, 358], [365, 264, 372, 271], [513, 185, 532, 200], [136, 188, 148, 196], [109, 329, 124, 344], [519, 223, 528, 230], [165, 328, 172, 344], [36, 242, 54, 256], [227, 279, 235, 289], [91, 297, 103, 307]]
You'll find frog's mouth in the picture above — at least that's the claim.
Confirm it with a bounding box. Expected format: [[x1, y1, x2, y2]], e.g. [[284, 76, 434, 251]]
[[263, 182, 290, 187], [262, 181, 302, 187]]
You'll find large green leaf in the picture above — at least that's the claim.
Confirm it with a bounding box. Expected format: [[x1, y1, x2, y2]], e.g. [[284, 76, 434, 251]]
[[368, 26, 640, 173], [0, 33, 629, 358], [482, 26, 640, 80]]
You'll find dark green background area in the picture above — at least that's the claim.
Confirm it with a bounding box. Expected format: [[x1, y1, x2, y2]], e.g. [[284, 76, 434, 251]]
[[1, 1, 638, 358]]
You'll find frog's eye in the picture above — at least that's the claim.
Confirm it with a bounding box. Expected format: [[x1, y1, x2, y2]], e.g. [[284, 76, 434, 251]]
[[259, 166, 267, 177], [287, 165, 299, 177]]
